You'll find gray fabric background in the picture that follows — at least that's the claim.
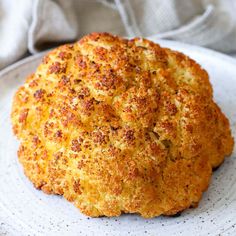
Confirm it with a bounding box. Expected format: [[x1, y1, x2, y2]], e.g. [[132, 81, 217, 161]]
[[0, 0, 236, 69]]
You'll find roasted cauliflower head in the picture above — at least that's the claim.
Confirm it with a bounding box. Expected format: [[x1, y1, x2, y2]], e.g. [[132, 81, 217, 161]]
[[11, 33, 234, 218]]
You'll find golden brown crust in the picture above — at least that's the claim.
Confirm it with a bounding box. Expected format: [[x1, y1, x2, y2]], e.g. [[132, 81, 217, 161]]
[[11, 32, 234, 218]]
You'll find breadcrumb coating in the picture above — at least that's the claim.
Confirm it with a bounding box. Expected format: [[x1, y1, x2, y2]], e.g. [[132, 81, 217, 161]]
[[11, 33, 234, 218]]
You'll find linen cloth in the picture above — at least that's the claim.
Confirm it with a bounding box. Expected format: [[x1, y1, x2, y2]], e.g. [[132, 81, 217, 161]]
[[0, 0, 236, 69]]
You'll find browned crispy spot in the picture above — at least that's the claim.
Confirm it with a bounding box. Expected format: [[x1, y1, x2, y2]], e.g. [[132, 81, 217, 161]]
[[92, 131, 106, 145], [71, 139, 82, 152], [73, 180, 82, 194], [19, 108, 29, 123], [48, 62, 66, 74], [124, 129, 135, 144], [34, 89, 46, 101]]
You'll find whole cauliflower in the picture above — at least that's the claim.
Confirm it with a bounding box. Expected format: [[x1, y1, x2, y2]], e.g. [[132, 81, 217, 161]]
[[11, 33, 234, 218]]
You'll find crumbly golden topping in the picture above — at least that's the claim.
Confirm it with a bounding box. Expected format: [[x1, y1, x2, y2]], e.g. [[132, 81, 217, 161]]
[[11, 33, 234, 217]]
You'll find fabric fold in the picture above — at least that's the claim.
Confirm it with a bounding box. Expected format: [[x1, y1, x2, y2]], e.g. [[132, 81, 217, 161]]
[[0, 0, 236, 70]]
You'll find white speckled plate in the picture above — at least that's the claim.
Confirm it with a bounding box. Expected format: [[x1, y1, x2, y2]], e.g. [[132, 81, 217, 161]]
[[0, 40, 236, 236]]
